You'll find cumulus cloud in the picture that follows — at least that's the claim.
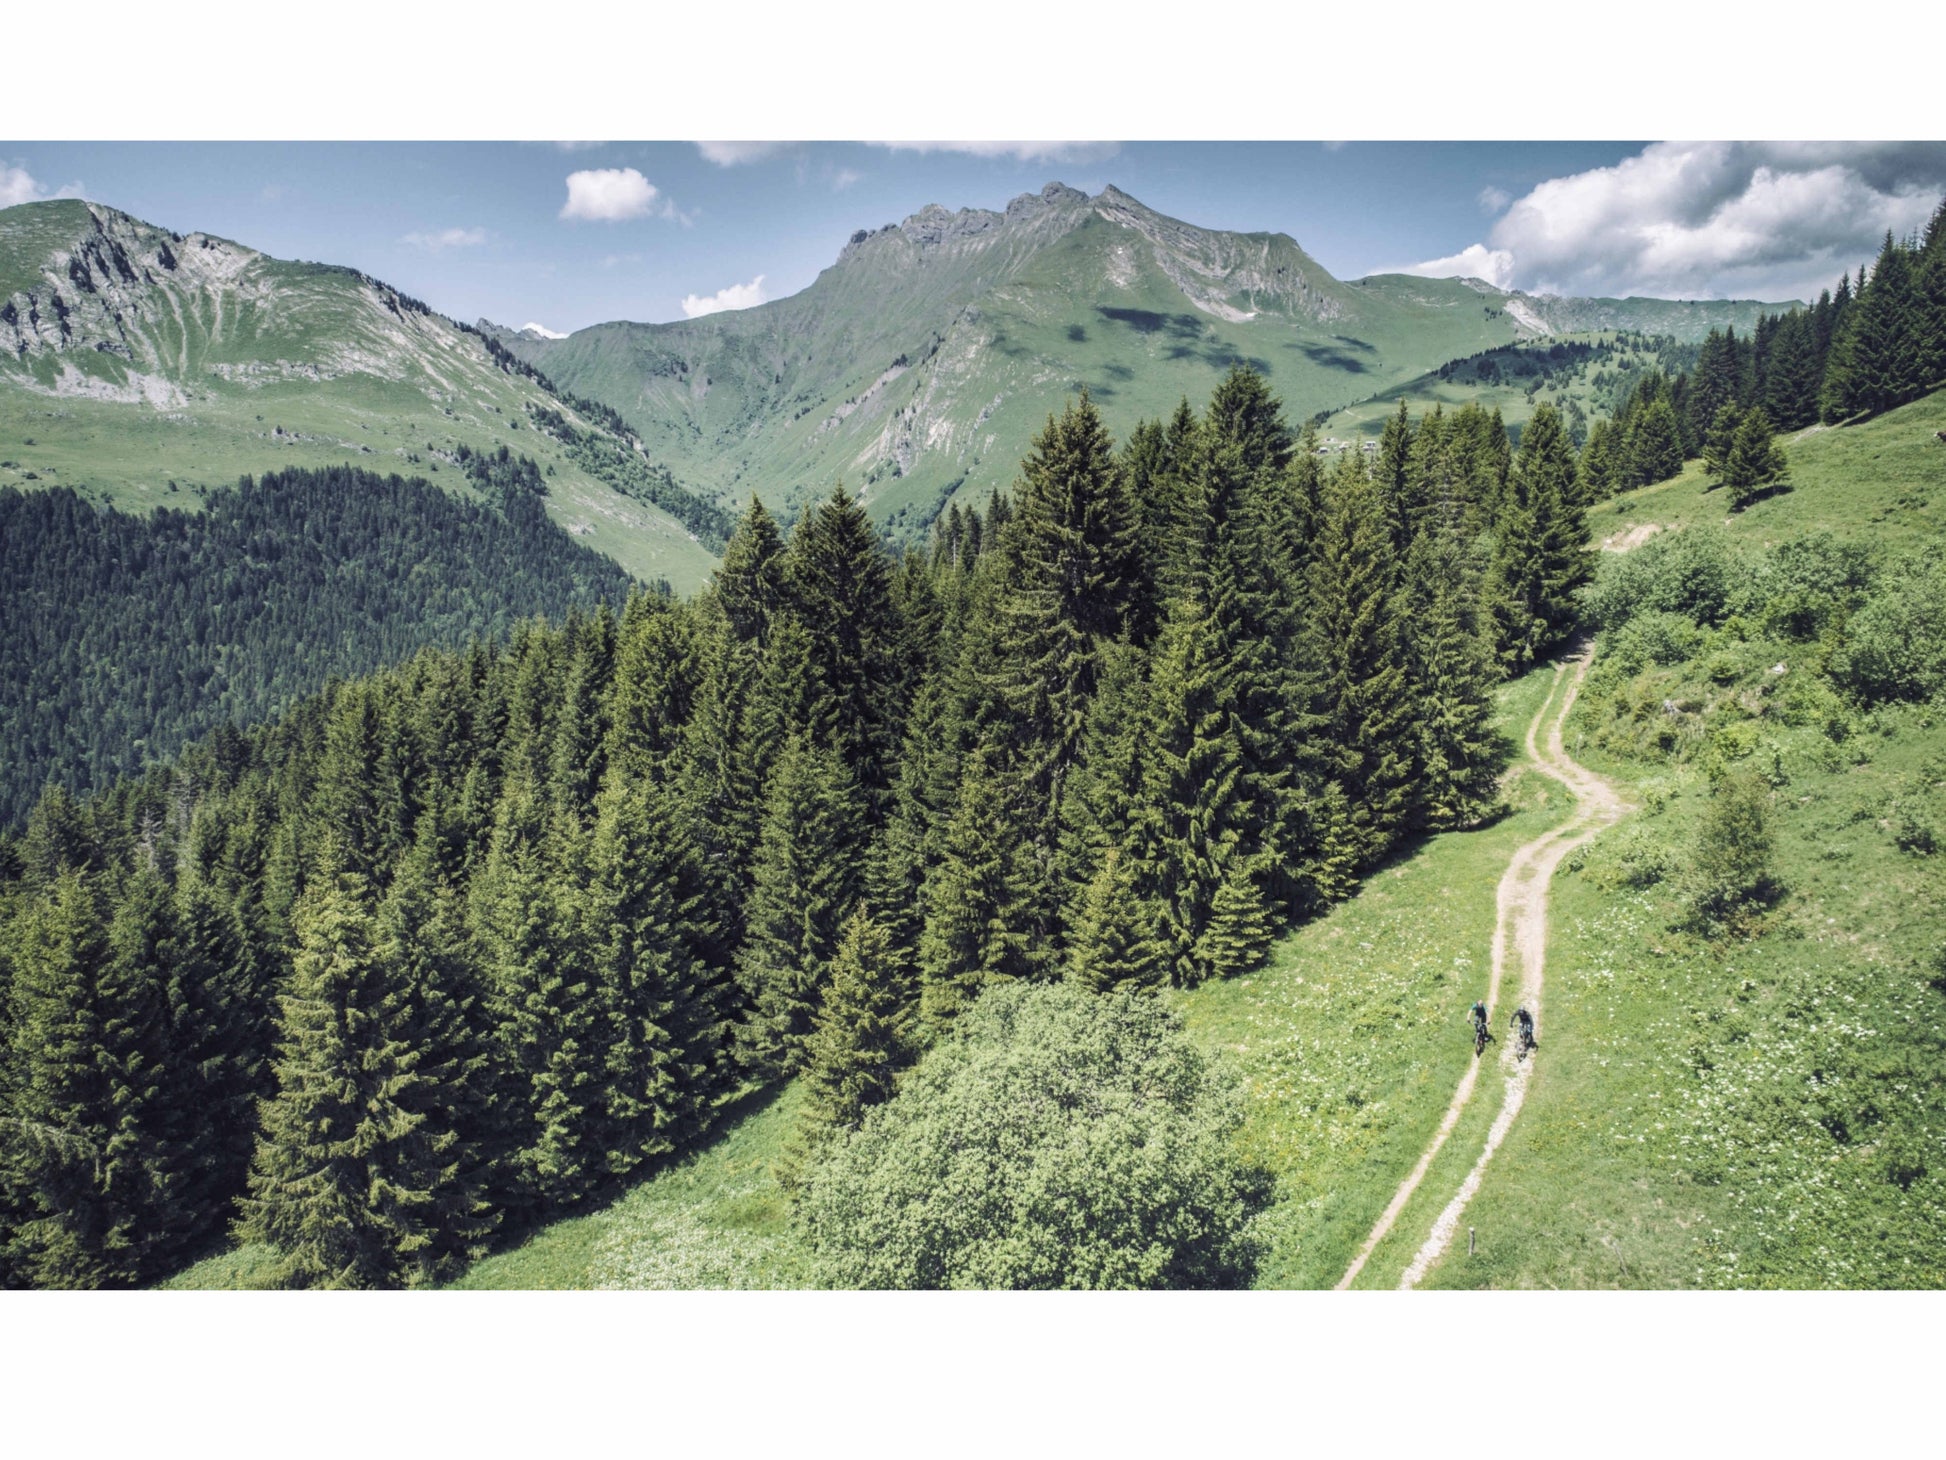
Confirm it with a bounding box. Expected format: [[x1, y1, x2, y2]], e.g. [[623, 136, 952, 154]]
[[695, 142, 788, 167], [401, 226, 487, 252], [1403, 242, 1517, 290], [519, 322, 569, 339], [1, 163, 85, 208], [681, 275, 767, 318], [560, 167, 661, 222], [868, 141, 1120, 164], [1477, 185, 1512, 214], [1407, 141, 1946, 302]]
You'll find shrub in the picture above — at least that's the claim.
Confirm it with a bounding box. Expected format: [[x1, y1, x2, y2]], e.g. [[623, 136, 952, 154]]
[[796, 983, 1268, 1289], [1682, 771, 1781, 932], [1832, 548, 1946, 705], [1608, 611, 1703, 674], [1583, 525, 1741, 633]]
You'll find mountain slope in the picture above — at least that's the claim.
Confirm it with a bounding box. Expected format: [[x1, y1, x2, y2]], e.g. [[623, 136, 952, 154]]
[[0, 200, 719, 590], [506, 183, 1792, 533]]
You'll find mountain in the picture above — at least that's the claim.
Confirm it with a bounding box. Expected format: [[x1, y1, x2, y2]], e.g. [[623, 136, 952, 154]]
[[0, 200, 720, 590], [501, 182, 1793, 533]]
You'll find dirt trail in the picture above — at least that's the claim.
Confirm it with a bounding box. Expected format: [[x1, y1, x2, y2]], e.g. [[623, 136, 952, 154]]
[[1335, 645, 1627, 1290]]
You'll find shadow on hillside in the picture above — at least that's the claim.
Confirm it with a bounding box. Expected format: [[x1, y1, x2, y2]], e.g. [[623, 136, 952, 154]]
[[479, 1078, 794, 1263]]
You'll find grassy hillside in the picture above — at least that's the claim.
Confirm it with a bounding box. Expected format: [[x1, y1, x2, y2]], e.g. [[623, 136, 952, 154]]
[[1597, 390, 1946, 555], [1316, 332, 1690, 445], [510, 185, 1784, 539], [0, 200, 718, 592]]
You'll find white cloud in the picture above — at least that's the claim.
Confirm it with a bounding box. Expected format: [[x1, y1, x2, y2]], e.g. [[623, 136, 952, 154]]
[[560, 167, 661, 222], [1, 163, 85, 208], [519, 322, 569, 339], [400, 226, 487, 252], [832, 168, 863, 191], [867, 141, 1120, 164], [696, 142, 787, 167], [1400, 243, 1517, 290], [680, 274, 767, 318], [1477, 185, 1512, 214], [1411, 141, 1946, 302], [551, 141, 606, 153]]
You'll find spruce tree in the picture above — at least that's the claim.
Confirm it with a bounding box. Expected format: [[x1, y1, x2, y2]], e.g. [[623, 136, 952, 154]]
[[3, 870, 176, 1287], [736, 734, 867, 1076], [1133, 593, 1274, 986], [240, 865, 484, 1289], [1303, 455, 1417, 867], [1627, 398, 1685, 485], [580, 770, 731, 1162], [1401, 527, 1503, 832], [918, 744, 1047, 1029], [472, 780, 606, 1212], [1488, 403, 1593, 672], [1066, 848, 1165, 993], [1722, 406, 1791, 511], [796, 913, 914, 1150]]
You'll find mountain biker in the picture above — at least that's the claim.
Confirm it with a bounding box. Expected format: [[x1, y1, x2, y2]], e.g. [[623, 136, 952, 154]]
[[1511, 1006, 1535, 1052], [1469, 1000, 1489, 1039]]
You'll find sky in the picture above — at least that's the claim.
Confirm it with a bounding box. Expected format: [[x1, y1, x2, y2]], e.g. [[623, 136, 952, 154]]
[[5, 140, 1944, 334]]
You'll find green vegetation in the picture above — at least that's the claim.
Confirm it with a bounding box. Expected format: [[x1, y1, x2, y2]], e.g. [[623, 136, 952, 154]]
[[799, 983, 1267, 1289], [504, 185, 1774, 539], [0, 458, 637, 827], [0, 199, 717, 590], [3, 365, 1538, 1289]]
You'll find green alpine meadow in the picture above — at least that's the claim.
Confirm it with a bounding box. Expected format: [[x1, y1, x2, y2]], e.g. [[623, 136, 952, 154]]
[[5, 140, 1946, 1298]]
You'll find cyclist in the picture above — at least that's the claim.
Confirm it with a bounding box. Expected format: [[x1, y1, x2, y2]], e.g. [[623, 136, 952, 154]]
[[1469, 1000, 1490, 1050], [1511, 1006, 1536, 1054]]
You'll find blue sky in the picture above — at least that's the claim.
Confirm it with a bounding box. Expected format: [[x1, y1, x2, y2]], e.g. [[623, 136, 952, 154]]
[[6, 140, 1944, 332]]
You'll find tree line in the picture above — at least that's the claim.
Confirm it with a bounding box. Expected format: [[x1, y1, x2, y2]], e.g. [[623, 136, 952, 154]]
[[0, 369, 1593, 1288], [1578, 197, 1946, 501], [0, 456, 638, 830]]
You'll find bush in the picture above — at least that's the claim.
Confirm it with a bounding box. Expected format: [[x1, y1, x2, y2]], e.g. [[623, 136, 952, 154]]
[[796, 984, 1267, 1289], [1583, 525, 1741, 633], [1683, 771, 1781, 932], [1608, 611, 1704, 674], [1832, 548, 1946, 705]]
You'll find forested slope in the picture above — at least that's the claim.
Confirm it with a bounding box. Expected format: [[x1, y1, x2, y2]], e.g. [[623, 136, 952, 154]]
[[2, 366, 1596, 1289], [0, 452, 637, 826]]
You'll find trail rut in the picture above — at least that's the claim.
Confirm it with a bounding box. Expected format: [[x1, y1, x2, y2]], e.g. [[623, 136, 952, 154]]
[[1334, 645, 1626, 1290]]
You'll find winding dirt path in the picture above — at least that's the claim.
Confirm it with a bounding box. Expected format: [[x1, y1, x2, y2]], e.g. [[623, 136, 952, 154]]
[[1334, 645, 1627, 1290]]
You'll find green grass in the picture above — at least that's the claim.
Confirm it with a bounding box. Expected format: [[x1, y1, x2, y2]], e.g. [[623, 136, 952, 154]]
[[1410, 666, 1946, 1288], [1172, 664, 1568, 1288], [452, 1085, 814, 1290], [1599, 390, 1946, 557], [162, 1085, 816, 1291]]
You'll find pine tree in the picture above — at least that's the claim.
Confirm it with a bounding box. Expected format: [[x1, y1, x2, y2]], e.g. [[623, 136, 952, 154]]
[[580, 770, 731, 1163], [1722, 405, 1791, 511], [239, 865, 485, 1289], [1066, 848, 1165, 993], [1627, 398, 1685, 485], [3, 870, 177, 1287], [1303, 455, 1417, 867], [1133, 593, 1274, 986], [796, 913, 914, 1149], [1401, 527, 1503, 831], [918, 744, 1047, 1029], [736, 735, 867, 1076]]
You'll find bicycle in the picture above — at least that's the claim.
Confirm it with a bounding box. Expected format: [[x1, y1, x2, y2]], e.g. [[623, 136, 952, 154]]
[[1473, 1019, 1495, 1058]]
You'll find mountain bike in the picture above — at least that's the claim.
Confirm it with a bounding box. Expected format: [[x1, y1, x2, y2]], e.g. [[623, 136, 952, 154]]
[[1473, 1020, 1494, 1058]]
